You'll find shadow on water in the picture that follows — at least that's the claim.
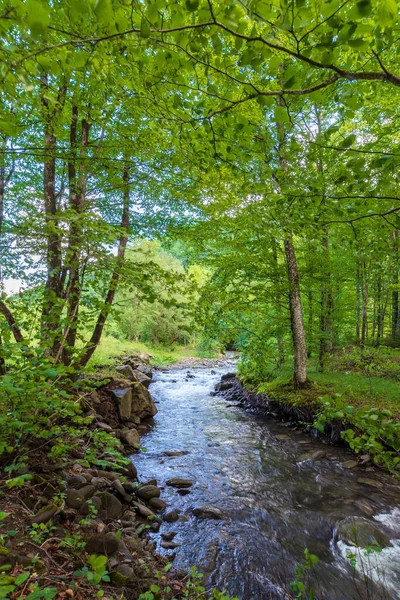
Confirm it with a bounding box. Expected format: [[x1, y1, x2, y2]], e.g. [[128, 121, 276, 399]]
[[133, 362, 400, 600]]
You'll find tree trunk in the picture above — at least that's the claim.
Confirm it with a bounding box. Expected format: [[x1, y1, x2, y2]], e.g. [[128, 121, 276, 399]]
[[307, 288, 313, 359], [77, 166, 130, 368], [361, 257, 370, 349], [356, 265, 361, 343], [61, 109, 90, 364], [392, 231, 400, 345], [41, 129, 63, 354], [272, 239, 284, 368], [284, 238, 308, 388]]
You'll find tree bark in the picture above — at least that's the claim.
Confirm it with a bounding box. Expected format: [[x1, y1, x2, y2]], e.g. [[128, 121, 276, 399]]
[[61, 108, 90, 364], [272, 239, 284, 368], [391, 231, 400, 345], [77, 166, 130, 368], [356, 264, 361, 343], [284, 238, 308, 388], [361, 256, 370, 349]]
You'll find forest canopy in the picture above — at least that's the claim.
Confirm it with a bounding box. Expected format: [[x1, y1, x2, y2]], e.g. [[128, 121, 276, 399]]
[[0, 0, 399, 383]]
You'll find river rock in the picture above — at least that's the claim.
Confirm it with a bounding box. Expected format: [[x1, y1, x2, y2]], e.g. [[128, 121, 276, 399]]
[[136, 364, 153, 379], [112, 388, 132, 420], [66, 474, 88, 488], [110, 565, 135, 584], [131, 369, 152, 388], [66, 485, 95, 509], [120, 428, 140, 447], [126, 461, 138, 479], [85, 532, 119, 555], [122, 482, 137, 494], [177, 489, 191, 496], [336, 517, 392, 549], [164, 451, 189, 457], [163, 509, 180, 522], [161, 541, 179, 549], [221, 372, 236, 380], [357, 478, 382, 489], [354, 499, 375, 517], [91, 477, 109, 490], [192, 506, 225, 520], [341, 460, 359, 469], [166, 478, 193, 488], [149, 498, 167, 511], [310, 450, 326, 460], [216, 381, 234, 391], [144, 478, 157, 486], [130, 382, 157, 419], [94, 491, 122, 519], [112, 479, 127, 498], [96, 421, 113, 433], [79, 495, 102, 516], [137, 485, 160, 500], [161, 532, 177, 541], [30, 505, 58, 525], [133, 503, 160, 522], [92, 470, 119, 482]]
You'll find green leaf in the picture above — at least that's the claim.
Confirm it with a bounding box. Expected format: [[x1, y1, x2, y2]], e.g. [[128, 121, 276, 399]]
[[140, 17, 151, 38], [25, 0, 50, 36], [377, 0, 398, 25], [340, 134, 356, 148], [185, 0, 200, 10], [94, 0, 114, 25]]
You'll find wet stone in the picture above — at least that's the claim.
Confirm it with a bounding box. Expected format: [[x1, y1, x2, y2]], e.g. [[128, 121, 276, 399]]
[[163, 509, 180, 522], [192, 506, 225, 520], [166, 478, 193, 488], [137, 485, 160, 500], [341, 460, 359, 469]]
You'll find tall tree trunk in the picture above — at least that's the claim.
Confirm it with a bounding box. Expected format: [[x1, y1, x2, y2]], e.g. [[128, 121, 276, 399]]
[[307, 288, 313, 359], [77, 166, 130, 368], [41, 129, 63, 354], [392, 231, 400, 345], [316, 110, 334, 367], [284, 238, 308, 388], [375, 275, 382, 347], [40, 80, 66, 357], [276, 91, 307, 386], [272, 239, 284, 368], [356, 264, 361, 343], [0, 136, 19, 371], [61, 108, 90, 365], [361, 257, 370, 349]]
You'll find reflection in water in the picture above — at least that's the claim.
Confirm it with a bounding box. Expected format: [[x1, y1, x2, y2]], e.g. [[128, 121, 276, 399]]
[[133, 363, 400, 600]]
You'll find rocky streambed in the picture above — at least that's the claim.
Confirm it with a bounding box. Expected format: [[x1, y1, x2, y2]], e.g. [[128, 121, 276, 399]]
[[132, 361, 400, 600]]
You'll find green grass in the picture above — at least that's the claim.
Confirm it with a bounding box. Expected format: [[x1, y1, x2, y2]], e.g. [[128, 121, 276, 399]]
[[250, 351, 400, 420], [88, 335, 215, 368]]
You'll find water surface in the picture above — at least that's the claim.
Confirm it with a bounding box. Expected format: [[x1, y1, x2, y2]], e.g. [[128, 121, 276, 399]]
[[134, 363, 400, 599]]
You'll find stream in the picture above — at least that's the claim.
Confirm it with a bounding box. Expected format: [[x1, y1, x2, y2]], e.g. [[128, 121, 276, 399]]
[[133, 361, 400, 600]]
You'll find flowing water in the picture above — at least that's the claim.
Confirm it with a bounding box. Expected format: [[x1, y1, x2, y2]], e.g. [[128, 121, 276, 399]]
[[133, 362, 400, 600]]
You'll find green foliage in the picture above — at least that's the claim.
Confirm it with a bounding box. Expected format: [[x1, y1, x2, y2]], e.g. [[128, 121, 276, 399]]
[[139, 567, 239, 600], [290, 549, 320, 600], [74, 554, 110, 585], [28, 521, 57, 545], [314, 396, 400, 473]]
